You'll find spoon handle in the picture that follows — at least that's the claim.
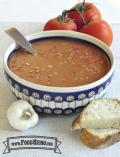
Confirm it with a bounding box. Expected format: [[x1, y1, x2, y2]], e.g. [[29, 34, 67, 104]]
[[5, 27, 36, 55]]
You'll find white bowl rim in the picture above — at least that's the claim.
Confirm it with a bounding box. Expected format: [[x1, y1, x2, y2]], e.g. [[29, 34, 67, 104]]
[[4, 30, 115, 93]]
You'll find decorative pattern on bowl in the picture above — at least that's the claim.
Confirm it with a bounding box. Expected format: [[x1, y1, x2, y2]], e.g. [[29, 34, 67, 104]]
[[4, 31, 115, 115]]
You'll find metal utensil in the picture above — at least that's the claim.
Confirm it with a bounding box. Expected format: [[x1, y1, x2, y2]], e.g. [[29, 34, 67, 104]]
[[4, 27, 36, 55]]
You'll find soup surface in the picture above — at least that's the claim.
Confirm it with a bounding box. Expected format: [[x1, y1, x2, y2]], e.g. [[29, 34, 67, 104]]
[[9, 37, 110, 87]]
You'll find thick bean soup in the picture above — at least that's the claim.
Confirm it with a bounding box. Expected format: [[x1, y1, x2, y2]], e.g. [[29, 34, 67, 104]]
[[8, 37, 110, 87]]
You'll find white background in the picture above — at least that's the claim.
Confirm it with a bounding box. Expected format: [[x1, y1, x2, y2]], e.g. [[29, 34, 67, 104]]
[[0, 0, 120, 23]]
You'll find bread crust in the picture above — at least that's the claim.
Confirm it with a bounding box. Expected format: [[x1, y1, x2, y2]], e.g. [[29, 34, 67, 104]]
[[80, 129, 120, 149], [72, 115, 80, 130], [72, 101, 90, 130]]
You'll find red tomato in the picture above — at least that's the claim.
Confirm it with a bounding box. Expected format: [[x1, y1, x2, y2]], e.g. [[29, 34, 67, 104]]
[[67, 2, 101, 30], [43, 17, 77, 31], [80, 20, 113, 46]]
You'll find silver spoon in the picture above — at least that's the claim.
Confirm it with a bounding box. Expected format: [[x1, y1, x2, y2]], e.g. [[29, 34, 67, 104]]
[[4, 27, 36, 55]]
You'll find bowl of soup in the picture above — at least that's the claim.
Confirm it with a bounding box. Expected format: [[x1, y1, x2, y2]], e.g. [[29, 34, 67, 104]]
[[4, 30, 115, 115]]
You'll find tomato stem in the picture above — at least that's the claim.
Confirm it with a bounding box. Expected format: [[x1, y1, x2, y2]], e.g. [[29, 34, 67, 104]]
[[58, 10, 69, 23], [83, 0, 85, 6], [61, 10, 68, 22], [67, 1, 87, 25], [75, 7, 86, 25], [80, 13, 86, 25]]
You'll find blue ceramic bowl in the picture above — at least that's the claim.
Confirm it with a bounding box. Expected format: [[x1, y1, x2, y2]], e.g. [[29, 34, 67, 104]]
[[4, 31, 115, 115]]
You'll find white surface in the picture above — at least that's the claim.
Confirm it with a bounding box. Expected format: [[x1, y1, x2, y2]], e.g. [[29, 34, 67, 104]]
[[0, 22, 120, 157], [0, 0, 120, 23]]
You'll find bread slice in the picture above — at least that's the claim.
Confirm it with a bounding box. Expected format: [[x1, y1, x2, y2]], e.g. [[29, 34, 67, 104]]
[[72, 99, 120, 129], [80, 128, 120, 148]]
